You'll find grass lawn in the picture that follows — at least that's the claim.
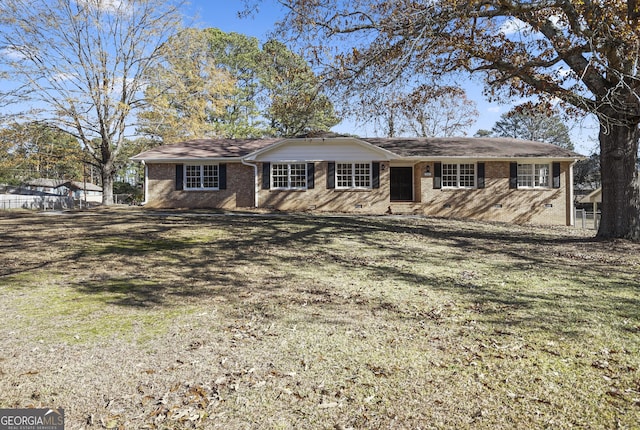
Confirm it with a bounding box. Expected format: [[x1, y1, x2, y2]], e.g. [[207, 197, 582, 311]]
[[0, 208, 639, 429]]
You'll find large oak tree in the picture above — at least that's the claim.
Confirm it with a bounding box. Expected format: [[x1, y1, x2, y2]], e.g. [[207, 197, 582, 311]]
[[267, 0, 640, 239], [0, 0, 185, 204]]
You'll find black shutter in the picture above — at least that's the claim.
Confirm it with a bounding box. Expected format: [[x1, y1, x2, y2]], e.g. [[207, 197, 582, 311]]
[[509, 162, 518, 189], [307, 163, 315, 189], [433, 162, 442, 189], [327, 162, 335, 189], [477, 162, 485, 189], [372, 162, 380, 189], [219, 164, 227, 190], [552, 162, 561, 188], [262, 162, 271, 189], [175, 164, 184, 190]]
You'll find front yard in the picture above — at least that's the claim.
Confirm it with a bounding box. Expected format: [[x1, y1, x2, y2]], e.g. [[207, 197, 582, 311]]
[[0, 209, 639, 429]]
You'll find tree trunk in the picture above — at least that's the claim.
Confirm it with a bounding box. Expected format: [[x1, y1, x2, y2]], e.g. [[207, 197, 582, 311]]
[[597, 122, 640, 240], [101, 163, 115, 205]]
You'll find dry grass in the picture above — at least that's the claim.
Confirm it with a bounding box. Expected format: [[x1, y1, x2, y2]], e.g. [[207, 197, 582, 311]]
[[0, 208, 639, 429]]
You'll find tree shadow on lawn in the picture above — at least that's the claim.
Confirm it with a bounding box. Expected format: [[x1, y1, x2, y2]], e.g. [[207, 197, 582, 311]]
[[3, 210, 639, 337]]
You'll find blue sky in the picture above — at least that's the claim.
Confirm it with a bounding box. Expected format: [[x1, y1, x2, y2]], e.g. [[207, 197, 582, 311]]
[[185, 1, 597, 154], [185, 2, 284, 39], [0, 0, 595, 154], [185, 2, 505, 138]]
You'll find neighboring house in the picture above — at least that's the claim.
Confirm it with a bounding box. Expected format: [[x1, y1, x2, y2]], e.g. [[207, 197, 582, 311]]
[[62, 181, 103, 203], [23, 178, 103, 202], [23, 178, 66, 195], [131, 135, 584, 226]]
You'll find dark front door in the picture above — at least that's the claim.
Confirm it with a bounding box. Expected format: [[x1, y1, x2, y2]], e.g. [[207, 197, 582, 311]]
[[390, 167, 413, 201]]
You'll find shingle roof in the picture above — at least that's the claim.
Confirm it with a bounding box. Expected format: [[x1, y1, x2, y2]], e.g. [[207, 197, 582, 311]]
[[131, 136, 584, 161], [24, 178, 66, 188], [66, 181, 102, 192], [130, 138, 282, 161], [362, 137, 582, 158]]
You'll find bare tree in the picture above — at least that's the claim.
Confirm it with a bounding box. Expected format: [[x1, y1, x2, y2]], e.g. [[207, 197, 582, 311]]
[[401, 86, 478, 138], [0, 0, 185, 204], [351, 84, 478, 138]]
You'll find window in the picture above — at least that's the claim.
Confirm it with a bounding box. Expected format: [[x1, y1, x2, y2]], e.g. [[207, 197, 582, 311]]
[[272, 163, 307, 189], [336, 162, 371, 189], [442, 163, 475, 188], [185, 164, 219, 190], [517, 163, 549, 188]]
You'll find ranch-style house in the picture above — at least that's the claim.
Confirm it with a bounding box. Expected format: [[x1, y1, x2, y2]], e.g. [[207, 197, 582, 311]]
[[131, 135, 584, 226]]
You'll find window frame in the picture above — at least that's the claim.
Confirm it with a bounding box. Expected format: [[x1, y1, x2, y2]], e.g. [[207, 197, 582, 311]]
[[441, 163, 476, 189], [184, 163, 220, 190], [517, 163, 550, 188], [271, 162, 308, 190], [335, 162, 372, 189]]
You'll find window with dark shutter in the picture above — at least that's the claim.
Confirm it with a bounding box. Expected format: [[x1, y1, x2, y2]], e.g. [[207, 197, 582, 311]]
[[327, 162, 335, 189], [307, 163, 315, 189], [552, 162, 561, 188], [262, 162, 270, 189], [509, 162, 518, 189], [175, 164, 184, 190], [372, 162, 380, 189], [219, 164, 227, 190], [433, 162, 442, 189], [477, 162, 485, 189]]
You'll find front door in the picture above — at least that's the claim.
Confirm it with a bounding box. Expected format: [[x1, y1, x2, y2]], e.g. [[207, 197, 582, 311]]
[[390, 167, 413, 201]]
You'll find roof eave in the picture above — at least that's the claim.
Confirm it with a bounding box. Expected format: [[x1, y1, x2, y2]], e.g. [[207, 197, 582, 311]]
[[393, 155, 585, 162], [130, 156, 245, 163], [243, 137, 400, 161]]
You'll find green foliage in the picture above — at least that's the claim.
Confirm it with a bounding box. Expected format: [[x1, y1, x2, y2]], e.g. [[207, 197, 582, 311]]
[[138, 29, 237, 144], [113, 181, 143, 203], [260, 40, 340, 136], [0, 122, 84, 182], [204, 28, 267, 138], [490, 106, 575, 150], [138, 28, 340, 142], [574, 153, 601, 189]]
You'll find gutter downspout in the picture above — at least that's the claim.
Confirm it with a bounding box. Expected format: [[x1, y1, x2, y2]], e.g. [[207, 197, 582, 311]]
[[569, 159, 577, 227], [242, 159, 260, 208], [141, 160, 149, 206]]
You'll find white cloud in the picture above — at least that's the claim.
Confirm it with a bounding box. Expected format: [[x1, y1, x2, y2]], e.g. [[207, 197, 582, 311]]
[[487, 105, 501, 113], [555, 66, 573, 79], [1, 47, 29, 61], [74, 0, 127, 14], [52, 72, 76, 83], [499, 18, 531, 36]]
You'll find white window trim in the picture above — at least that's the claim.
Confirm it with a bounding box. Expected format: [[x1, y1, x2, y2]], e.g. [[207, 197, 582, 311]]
[[335, 161, 372, 190], [517, 163, 550, 189], [442, 163, 476, 189], [184, 163, 220, 190], [271, 162, 308, 190]]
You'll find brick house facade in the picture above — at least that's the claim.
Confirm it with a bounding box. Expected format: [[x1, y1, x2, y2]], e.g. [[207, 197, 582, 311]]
[[132, 136, 583, 226]]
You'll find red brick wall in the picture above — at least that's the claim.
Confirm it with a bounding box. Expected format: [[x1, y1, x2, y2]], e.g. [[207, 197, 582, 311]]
[[393, 161, 571, 225], [145, 163, 254, 209], [258, 161, 391, 213], [144, 160, 574, 225]]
